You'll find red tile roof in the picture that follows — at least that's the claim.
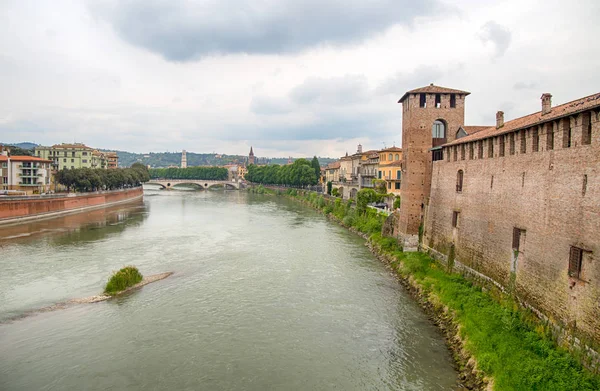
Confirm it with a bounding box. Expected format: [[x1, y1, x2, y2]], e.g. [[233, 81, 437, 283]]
[[445, 92, 600, 146], [380, 146, 402, 152], [399, 84, 470, 103], [326, 161, 341, 169], [0, 155, 52, 163], [463, 126, 490, 135]]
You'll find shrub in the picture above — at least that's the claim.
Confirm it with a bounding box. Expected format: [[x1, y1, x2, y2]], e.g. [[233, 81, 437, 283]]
[[104, 266, 143, 295], [393, 196, 401, 210]]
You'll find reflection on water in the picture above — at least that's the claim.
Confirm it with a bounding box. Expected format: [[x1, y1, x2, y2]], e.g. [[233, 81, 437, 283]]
[[0, 190, 458, 391]]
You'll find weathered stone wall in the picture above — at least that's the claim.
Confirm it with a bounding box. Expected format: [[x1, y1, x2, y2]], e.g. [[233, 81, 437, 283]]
[[0, 187, 143, 222], [425, 109, 600, 344]]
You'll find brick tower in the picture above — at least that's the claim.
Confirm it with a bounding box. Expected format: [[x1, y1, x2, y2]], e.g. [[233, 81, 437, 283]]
[[248, 146, 255, 165], [397, 84, 470, 249]]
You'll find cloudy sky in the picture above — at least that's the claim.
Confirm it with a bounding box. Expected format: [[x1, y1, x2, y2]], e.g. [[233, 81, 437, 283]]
[[0, 0, 598, 158]]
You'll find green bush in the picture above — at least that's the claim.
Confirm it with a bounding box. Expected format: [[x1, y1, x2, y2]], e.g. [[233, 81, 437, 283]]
[[104, 266, 144, 295], [393, 196, 401, 210]]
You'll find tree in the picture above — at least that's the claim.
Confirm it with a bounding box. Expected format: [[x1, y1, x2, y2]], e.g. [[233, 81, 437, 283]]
[[326, 181, 332, 195], [356, 188, 383, 215], [311, 156, 320, 182]]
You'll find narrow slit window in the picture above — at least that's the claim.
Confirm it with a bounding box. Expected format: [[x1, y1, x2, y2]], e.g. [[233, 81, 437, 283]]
[[450, 94, 456, 108], [478, 141, 484, 159], [563, 118, 572, 148], [420, 93, 426, 108], [456, 170, 464, 192], [452, 211, 460, 228], [453, 146, 458, 161], [461, 144, 465, 160], [469, 143, 474, 159], [569, 246, 583, 279], [532, 127, 539, 152], [435, 94, 441, 108], [512, 227, 522, 251], [520, 130, 526, 153], [499, 136, 505, 157], [488, 138, 494, 158]]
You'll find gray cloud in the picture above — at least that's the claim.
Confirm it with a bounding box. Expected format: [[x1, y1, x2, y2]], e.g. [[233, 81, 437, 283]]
[[513, 81, 539, 90], [479, 21, 511, 57], [92, 0, 440, 61], [289, 75, 370, 106], [376, 65, 445, 96], [250, 96, 293, 115]]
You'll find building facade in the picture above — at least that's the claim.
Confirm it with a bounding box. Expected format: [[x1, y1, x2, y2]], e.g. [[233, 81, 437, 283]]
[[397, 84, 600, 345], [35, 143, 118, 170], [377, 147, 403, 196], [1, 152, 53, 194]]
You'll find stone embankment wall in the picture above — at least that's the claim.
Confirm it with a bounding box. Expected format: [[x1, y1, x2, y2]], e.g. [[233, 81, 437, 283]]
[[0, 187, 143, 224]]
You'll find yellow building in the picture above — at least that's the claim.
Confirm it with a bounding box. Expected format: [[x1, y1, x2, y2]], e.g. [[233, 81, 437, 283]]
[[35, 143, 118, 170], [378, 147, 402, 195]]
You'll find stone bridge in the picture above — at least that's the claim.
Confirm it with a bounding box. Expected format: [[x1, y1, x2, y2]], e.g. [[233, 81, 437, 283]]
[[146, 179, 241, 190]]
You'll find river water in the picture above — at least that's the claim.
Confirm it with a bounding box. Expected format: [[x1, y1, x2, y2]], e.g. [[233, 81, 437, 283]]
[[0, 188, 457, 390]]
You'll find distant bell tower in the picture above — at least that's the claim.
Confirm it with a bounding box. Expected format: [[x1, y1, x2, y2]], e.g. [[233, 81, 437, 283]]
[[181, 150, 187, 168], [248, 146, 255, 165], [397, 84, 470, 249]]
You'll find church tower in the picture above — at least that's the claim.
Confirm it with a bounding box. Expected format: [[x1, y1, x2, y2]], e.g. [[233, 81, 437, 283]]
[[248, 146, 255, 165], [180, 150, 187, 168], [397, 84, 469, 248]]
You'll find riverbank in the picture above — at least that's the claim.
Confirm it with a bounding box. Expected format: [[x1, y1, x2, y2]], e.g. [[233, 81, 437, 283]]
[[0, 187, 143, 226], [259, 186, 600, 390]]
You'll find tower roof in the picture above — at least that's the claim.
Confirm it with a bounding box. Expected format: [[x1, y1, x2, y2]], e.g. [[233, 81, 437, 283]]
[[249, 146, 254, 156], [398, 84, 470, 103]]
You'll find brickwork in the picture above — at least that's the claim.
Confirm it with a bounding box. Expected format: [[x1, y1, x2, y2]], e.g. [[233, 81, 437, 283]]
[[425, 106, 600, 343], [398, 86, 468, 236]]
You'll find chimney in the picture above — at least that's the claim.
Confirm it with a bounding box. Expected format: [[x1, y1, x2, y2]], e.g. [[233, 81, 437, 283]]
[[541, 93, 552, 115], [496, 111, 504, 129], [357, 144, 362, 153]]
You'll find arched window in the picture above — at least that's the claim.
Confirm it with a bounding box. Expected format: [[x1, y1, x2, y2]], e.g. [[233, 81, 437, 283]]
[[394, 153, 399, 161], [388, 153, 393, 161], [432, 120, 446, 139], [456, 170, 464, 192]]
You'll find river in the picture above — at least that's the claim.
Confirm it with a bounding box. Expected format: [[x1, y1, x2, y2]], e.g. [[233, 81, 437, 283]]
[[0, 188, 458, 390]]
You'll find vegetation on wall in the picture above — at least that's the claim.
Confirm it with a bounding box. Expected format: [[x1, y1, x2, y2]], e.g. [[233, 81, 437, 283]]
[[104, 266, 143, 295], [149, 166, 228, 180], [56, 163, 149, 192], [245, 159, 317, 187]]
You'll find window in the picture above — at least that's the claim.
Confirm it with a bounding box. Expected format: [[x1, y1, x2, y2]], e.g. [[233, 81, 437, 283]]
[[452, 211, 460, 228], [569, 246, 584, 279], [563, 118, 572, 148], [509, 132, 515, 155], [378, 171, 382, 179], [582, 112, 592, 145], [396, 170, 401, 180], [63, 158, 67, 162], [71, 158, 74, 163], [72, 152, 75, 157], [64, 151, 67, 157], [453, 146, 458, 161], [520, 130, 526, 153], [71, 166, 75, 169], [1, 162, 6, 168], [478, 141, 483, 159], [419, 93, 426, 108], [547, 122, 554, 150], [432, 120, 446, 139], [388, 182, 391, 189], [460, 144, 465, 160], [395, 182, 400, 189], [469, 143, 474, 159], [450, 94, 456, 108], [583, 174, 588, 196], [435, 94, 441, 108], [433, 149, 443, 161], [512, 227, 524, 251], [395, 153, 399, 161], [388, 153, 393, 161], [488, 138, 494, 158], [456, 170, 463, 192], [82, 159, 87, 163], [82, 152, 88, 156], [2, 177, 7, 184], [499, 136, 505, 157], [388, 170, 391, 178], [532, 127, 539, 152]]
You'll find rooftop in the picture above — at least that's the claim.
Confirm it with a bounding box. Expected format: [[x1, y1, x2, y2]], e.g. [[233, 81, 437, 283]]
[[445, 92, 600, 146], [0, 155, 53, 163], [398, 84, 470, 103]]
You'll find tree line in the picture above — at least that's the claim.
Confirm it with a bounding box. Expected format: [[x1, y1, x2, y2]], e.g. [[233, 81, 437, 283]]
[[56, 163, 150, 192], [245, 158, 318, 187], [149, 166, 228, 180]]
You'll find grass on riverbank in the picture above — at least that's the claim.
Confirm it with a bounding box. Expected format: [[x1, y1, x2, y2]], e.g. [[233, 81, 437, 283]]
[[272, 188, 600, 390], [104, 266, 143, 295]]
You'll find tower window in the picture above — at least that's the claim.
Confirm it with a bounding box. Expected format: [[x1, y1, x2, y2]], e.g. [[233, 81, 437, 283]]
[[460, 144, 465, 160], [569, 246, 584, 279], [420, 93, 426, 108], [435, 94, 441, 108], [532, 127, 539, 152], [469, 143, 474, 160], [456, 170, 463, 192], [499, 136, 505, 157], [488, 138, 494, 158], [583, 112, 592, 145], [432, 120, 446, 139], [450, 94, 456, 108], [547, 122, 554, 150], [452, 211, 460, 228], [509, 133, 515, 155], [520, 130, 526, 153], [478, 141, 484, 159]]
